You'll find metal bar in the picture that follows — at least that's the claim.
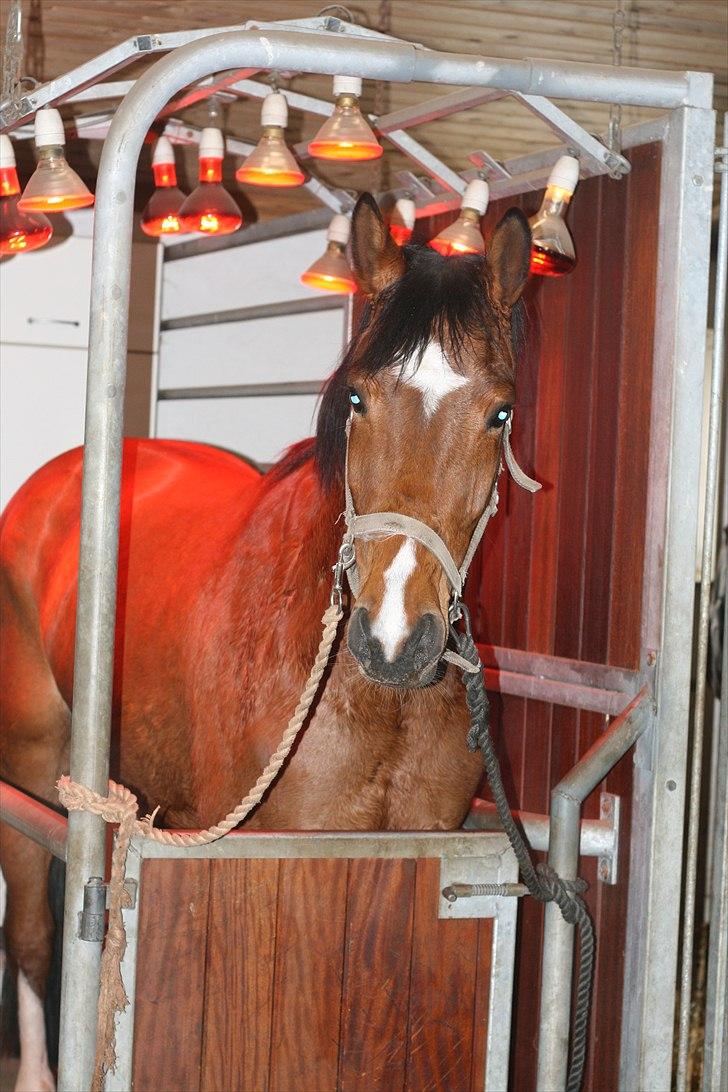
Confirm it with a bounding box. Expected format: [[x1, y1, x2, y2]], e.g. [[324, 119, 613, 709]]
[[158, 380, 324, 401], [160, 294, 343, 331], [620, 104, 716, 1092], [0, 782, 68, 861], [136, 829, 511, 860], [537, 687, 652, 1090], [465, 798, 615, 858], [228, 76, 334, 118], [382, 129, 467, 195], [676, 114, 728, 1092], [483, 665, 627, 715], [164, 207, 335, 261], [512, 92, 630, 175], [375, 87, 508, 133], [703, 577, 728, 1091], [477, 643, 639, 694]]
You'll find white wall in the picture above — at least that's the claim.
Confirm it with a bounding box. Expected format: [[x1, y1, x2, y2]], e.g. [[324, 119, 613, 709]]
[[156, 229, 347, 466], [0, 212, 158, 510]]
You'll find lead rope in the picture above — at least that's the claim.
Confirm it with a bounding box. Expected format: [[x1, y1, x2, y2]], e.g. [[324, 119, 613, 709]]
[[57, 599, 344, 1090], [449, 603, 594, 1092]]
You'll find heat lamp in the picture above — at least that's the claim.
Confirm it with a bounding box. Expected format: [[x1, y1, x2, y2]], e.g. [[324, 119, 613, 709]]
[[18, 108, 94, 213], [308, 77, 382, 162], [300, 214, 357, 293], [429, 180, 489, 257], [178, 128, 242, 236], [529, 155, 579, 277], [140, 137, 188, 237], [236, 92, 305, 187], [389, 197, 416, 246], [0, 134, 53, 255]]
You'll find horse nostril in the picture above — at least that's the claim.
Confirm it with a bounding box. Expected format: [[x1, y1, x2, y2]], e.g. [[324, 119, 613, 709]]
[[347, 607, 372, 669], [410, 613, 443, 671]]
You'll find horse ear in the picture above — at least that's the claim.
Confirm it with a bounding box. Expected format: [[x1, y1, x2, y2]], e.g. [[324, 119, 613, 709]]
[[485, 208, 532, 308], [351, 192, 406, 297]]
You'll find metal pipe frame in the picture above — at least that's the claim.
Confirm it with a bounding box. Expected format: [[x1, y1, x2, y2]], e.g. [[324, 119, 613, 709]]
[[620, 103, 716, 1092], [0, 20, 708, 1092], [159, 293, 343, 330], [680, 112, 728, 1092], [465, 799, 616, 859], [0, 783, 68, 861], [537, 688, 652, 1090]]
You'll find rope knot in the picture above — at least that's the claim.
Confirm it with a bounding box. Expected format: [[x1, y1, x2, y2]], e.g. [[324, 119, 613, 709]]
[[535, 863, 589, 923]]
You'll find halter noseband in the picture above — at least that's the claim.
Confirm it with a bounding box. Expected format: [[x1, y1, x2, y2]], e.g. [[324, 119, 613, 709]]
[[335, 415, 540, 641]]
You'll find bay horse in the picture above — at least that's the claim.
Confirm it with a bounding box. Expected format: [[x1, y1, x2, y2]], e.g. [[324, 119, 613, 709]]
[[0, 193, 532, 1090]]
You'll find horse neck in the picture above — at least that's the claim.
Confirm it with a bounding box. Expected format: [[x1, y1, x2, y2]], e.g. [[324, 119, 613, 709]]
[[233, 458, 343, 666]]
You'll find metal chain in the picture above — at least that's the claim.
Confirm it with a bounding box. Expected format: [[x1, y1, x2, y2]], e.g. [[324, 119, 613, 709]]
[[607, 0, 626, 174]]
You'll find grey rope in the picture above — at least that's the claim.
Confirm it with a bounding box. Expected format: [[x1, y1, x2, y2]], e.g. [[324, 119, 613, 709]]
[[449, 605, 595, 1092]]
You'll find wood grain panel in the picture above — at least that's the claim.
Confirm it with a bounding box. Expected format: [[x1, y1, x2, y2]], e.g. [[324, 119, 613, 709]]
[[200, 859, 279, 1092], [338, 858, 416, 1091], [404, 858, 487, 1092], [133, 859, 211, 1092], [268, 858, 349, 1091]]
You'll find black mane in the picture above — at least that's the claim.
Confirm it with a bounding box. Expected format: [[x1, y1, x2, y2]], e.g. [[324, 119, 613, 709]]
[[272, 243, 525, 490]]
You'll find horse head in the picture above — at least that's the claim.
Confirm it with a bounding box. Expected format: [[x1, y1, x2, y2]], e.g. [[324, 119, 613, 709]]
[[316, 193, 532, 688]]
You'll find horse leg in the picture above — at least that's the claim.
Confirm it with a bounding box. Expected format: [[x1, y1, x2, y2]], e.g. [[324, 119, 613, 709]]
[[0, 600, 70, 1092]]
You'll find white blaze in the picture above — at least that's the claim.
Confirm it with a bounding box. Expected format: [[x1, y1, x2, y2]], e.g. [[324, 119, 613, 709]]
[[370, 538, 417, 661], [399, 340, 469, 417], [16, 971, 55, 1092]]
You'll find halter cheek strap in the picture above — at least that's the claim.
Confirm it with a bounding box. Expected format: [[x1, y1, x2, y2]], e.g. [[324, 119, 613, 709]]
[[340, 414, 540, 613]]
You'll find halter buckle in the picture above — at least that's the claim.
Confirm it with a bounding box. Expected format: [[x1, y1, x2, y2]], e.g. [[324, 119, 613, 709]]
[[330, 541, 356, 610]]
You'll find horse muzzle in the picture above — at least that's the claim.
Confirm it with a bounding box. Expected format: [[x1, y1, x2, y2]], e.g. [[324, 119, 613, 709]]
[[347, 607, 446, 688]]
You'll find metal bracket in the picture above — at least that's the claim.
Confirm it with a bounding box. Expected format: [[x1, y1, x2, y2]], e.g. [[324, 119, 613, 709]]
[[439, 847, 519, 918], [597, 792, 621, 885], [77, 875, 138, 941]]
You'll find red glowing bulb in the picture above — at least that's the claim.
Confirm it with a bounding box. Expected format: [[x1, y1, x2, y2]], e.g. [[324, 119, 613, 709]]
[[178, 129, 242, 236], [0, 136, 53, 256], [389, 197, 415, 246], [528, 156, 579, 279], [428, 180, 489, 258], [140, 138, 188, 237]]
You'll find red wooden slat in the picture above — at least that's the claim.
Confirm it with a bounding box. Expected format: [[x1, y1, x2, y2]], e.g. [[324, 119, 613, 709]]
[[133, 860, 211, 1092], [268, 858, 349, 1091], [338, 858, 416, 1091], [200, 859, 279, 1092]]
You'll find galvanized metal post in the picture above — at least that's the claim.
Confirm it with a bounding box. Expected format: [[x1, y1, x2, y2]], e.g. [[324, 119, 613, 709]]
[[620, 103, 716, 1092], [536, 690, 651, 1090]]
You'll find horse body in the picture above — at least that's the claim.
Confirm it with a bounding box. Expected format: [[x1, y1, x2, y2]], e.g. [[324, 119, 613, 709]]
[[1, 193, 533, 1090]]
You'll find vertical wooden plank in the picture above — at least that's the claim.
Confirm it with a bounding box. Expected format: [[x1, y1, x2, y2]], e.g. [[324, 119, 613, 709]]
[[608, 143, 660, 668], [268, 858, 348, 1091], [338, 859, 416, 1091], [469, 918, 495, 1092], [404, 859, 482, 1092], [133, 859, 211, 1092], [200, 859, 279, 1092]]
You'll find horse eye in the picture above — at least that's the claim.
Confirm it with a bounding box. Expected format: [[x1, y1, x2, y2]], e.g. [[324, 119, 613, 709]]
[[349, 389, 366, 413], [488, 405, 512, 429]]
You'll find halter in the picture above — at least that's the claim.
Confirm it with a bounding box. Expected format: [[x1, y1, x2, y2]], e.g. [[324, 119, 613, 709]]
[[333, 413, 541, 668]]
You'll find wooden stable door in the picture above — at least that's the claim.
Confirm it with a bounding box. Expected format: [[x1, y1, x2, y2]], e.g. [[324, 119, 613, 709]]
[[132, 855, 499, 1092]]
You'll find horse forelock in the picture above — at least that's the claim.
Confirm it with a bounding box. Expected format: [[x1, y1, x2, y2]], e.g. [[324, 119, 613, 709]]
[[313, 243, 524, 490]]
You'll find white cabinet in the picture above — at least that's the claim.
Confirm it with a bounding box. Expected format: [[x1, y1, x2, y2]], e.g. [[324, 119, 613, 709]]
[[0, 343, 87, 508]]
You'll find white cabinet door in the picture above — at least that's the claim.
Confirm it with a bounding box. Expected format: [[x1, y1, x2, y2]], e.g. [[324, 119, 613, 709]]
[[0, 343, 87, 509], [0, 236, 93, 349]]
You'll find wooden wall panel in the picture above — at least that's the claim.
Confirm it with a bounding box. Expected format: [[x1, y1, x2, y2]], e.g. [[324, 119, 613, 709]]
[[133, 856, 495, 1091], [133, 859, 211, 1092], [200, 859, 279, 1092]]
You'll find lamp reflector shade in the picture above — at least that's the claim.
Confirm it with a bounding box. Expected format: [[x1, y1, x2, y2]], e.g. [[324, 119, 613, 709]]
[[300, 242, 357, 293], [0, 134, 54, 254], [17, 108, 94, 212], [429, 214, 484, 256], [236, 131, 304, 187], [140, 137, 187, 236], [308, 79, 382, 161]]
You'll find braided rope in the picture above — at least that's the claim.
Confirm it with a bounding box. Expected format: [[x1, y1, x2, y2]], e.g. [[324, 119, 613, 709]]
[[451, 615, 595, 1092], [56, 601, 343, 1088]]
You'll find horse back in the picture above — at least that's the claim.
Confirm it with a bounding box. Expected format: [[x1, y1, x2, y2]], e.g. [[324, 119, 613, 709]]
[[0, 438, 263, 710]]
